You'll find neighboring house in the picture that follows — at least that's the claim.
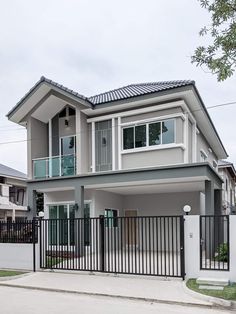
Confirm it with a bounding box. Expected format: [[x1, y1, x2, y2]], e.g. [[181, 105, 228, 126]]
[[218, 160, 236, 214], [0, 164, 27, 221], [7, 76, 228, 224]]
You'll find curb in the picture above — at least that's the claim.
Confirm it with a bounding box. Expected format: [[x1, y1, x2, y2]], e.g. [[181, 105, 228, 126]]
[[0, 282, 216, 309], [182, 281, 232, 308]]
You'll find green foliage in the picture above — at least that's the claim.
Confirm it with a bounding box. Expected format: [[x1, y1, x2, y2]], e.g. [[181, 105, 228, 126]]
[[0, 270, 25, 277], [215, 243, 228, 262], [187, 279, 236, 300], [192, 0, 236, 81], [46, 257, 64, 268]]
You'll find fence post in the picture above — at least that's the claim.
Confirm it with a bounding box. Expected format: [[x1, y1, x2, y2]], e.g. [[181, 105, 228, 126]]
[[99, 215, 105, 272], [180, 216, 185, 280], [32, 218, 37, 272]]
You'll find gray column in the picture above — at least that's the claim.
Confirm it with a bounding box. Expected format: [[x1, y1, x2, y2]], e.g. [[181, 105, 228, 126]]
[[27, 188, 37, 219], [74, 185, 85, 256], [205, 180, 214, 215], [214, 189, 222, 215], [74, 185, 84, 218]]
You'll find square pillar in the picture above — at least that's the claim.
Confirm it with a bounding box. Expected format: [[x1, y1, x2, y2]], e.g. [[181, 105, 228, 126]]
[[214, 189, 222, 215], [74, 185, 85, 256], [205, 180, 214, 215], [27, 188, 37, 219]]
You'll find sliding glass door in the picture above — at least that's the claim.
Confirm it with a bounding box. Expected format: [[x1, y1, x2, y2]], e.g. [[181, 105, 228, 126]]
[[48, 204, 75, 245]]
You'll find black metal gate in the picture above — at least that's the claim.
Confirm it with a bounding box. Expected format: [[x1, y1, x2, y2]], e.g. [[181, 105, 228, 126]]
[[39, 215, 185, 278], [200, 215, 229, 271]]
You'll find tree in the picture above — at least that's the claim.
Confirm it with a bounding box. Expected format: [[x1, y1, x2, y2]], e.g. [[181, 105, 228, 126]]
[[191, 0, 236, 81]]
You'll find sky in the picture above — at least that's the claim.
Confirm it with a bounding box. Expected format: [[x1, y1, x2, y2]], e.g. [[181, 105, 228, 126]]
[[0, 0, 235, 173]]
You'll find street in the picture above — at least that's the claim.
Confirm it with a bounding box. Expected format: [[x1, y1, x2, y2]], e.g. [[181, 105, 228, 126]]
[[0, 286, 232, 314]]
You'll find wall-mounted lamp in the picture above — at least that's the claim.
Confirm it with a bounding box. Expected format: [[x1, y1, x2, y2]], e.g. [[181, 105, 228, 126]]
[[75, 203, 79, 211], [27, 206, 31, 212], [183, 205, 191, 215], [38, 211, 45, 219], [65, 119, 69, 127]]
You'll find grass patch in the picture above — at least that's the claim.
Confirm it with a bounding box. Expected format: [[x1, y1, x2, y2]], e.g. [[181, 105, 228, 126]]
[[46, 257, 64, 268], [0, 270, 25, 277], [187, 279, 236, 301]]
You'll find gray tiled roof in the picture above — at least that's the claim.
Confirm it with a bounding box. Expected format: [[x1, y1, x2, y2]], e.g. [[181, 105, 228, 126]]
[[88, 80, 195, 105], [0, 164, 26, 179], [218, 160, 233, 167]]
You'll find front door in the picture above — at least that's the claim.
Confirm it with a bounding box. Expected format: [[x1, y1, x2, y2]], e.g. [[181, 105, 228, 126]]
[[125, 210, 138, 246]]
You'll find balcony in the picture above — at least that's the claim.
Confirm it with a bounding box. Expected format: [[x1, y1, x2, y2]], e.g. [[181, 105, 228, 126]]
[[33, 154, 76, 179]]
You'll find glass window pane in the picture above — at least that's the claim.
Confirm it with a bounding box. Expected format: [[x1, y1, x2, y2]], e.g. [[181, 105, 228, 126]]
[[149, 122, 161, 146], [135, 125, 146, 148], [162, 120, 175, 144], [123, 127, 134, 150], [34, 159, 47, 179], [61, 136, 76, 155]]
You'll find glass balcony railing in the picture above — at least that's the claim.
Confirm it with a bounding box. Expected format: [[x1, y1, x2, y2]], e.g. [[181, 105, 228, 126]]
[[33, 154, 76, 179]]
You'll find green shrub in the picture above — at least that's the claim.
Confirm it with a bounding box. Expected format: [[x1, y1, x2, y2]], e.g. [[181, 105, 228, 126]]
[[215, 243, 228, 262]]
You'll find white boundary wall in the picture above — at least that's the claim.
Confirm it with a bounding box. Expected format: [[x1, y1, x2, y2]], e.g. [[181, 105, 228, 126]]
[[0, 243, 40, 271], [185, 215, 236, 282]]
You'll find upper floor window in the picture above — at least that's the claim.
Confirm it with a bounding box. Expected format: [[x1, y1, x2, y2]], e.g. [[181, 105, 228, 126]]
[[122, 119, 175, 151]]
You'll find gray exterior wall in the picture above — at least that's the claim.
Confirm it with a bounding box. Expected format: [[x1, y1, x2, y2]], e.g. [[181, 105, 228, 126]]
[[122, 147, 184, 169], [197, 131, 218, 166], [121, 107, 183, 123]]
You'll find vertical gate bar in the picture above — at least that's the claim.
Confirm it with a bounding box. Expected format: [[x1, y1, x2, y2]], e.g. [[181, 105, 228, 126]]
[[209, 217, 212, 269], [145, 217, 148, 275], [167, 217, 170, 276], [152, 217, 155, 275], [141, 217, 144, 274], [138, 217, 140, 274], [39, 219, 42, 268], [135, 217, 137, 274], [148, 217, 151, 274], [128, 217, 130, 274], [99, 215, 105, 272], [164, 217, 166, 276], [90, 218, 92, 271], [180, 216, 185, 279], [213, 216, 216, 270], [156, 217, 158, 276], [171, 217, 174, 276], [32, 219, 36, 272], [114, 217, 117, 273]]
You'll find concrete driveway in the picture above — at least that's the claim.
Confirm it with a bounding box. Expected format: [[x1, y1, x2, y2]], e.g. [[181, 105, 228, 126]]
[[0, 271, 212, 307]]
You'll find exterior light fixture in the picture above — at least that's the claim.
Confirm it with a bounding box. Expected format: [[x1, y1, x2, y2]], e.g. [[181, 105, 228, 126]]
[[65, 119, 69, 127], [75, 203, 79, 211], [183, 205, 191, 215], [38, 211, 45, 218]]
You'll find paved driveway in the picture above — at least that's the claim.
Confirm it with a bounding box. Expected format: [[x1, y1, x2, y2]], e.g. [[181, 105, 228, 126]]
[[0, 286, 232, 314], [0, 271, 210, 306]]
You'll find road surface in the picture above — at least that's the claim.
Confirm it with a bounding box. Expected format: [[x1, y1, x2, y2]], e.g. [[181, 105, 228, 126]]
[[0, 286, 232, 314]]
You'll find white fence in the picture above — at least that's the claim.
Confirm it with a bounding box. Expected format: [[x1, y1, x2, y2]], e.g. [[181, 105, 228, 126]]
[[0, 243, 40, 271]]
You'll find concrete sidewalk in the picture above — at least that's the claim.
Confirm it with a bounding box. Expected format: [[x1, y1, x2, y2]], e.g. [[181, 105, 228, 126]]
[[0, 271, 215, 307]]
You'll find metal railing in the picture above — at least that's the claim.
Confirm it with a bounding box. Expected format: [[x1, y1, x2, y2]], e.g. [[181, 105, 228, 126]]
[[200, 215, 229, 271], [33, 154, 76, 179], [39, 215, 185, 278], [0, 220, 38, 243]]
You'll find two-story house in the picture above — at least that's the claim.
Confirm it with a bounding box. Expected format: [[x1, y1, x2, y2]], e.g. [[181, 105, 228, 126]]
[[7, 77, 227, 226], [218, 160, 236, 214], [0, 163, 27, 221]]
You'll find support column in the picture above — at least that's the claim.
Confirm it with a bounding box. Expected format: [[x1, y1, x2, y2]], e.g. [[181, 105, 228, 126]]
[[214, 189, 222, 215], [74, 185, 84, 256], [27, 188, 37, 219], [12, 208, 16, 222], [205, 180, 214, 215]]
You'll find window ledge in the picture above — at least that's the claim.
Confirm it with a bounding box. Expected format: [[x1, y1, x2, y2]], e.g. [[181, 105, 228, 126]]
[[121, 143, 185, 155]]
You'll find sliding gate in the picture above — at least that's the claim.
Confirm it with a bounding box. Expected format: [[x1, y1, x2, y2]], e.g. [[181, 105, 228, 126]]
[[40, 215, 185, 278]]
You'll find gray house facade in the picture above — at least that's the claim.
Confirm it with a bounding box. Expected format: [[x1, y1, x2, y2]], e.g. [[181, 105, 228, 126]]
[[7, 77, 227, 223]]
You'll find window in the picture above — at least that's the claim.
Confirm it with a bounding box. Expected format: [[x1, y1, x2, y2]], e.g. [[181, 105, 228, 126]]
[[105, 209, 118, 227], [122, 119, 175, 150]]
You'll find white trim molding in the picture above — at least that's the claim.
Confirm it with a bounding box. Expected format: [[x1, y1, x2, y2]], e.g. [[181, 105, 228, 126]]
[[91, 121, 95, 172], [183, 113, 189, 163], [112, 118, 116, 171], [121, 143, 185, 155], [118, 117, 122, 170], [87, 100, 186, 123]]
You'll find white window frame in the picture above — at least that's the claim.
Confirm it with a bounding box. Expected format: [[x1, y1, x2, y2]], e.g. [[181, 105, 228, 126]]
[[121, 119, 176, 153]]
